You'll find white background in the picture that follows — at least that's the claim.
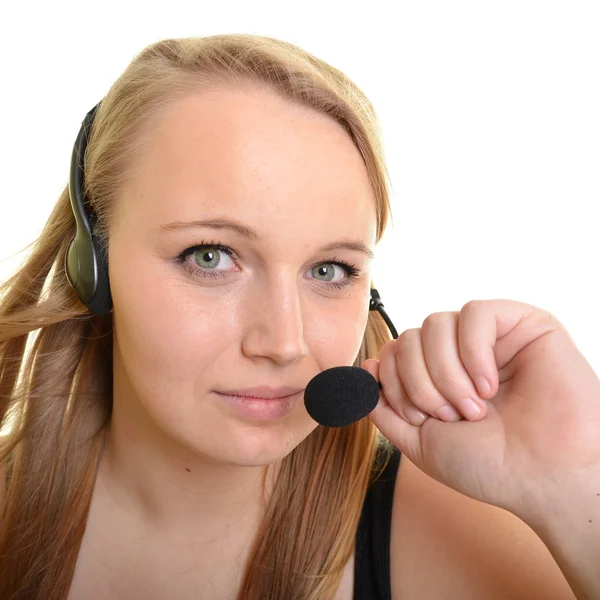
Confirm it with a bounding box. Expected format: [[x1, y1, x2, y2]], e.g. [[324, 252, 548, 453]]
[[1, 1, 598, 375]]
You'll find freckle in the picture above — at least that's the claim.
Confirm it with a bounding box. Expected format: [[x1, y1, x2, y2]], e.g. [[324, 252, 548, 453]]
[[589, 520, 593, 523], [185, 468, 191, 472]]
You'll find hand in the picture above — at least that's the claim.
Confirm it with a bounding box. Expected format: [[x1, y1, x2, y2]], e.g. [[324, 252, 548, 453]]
[[362, 299, 600, 521]]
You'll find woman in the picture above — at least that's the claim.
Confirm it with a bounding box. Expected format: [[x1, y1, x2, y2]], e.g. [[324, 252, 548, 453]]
[[0, 34, 598, 600]]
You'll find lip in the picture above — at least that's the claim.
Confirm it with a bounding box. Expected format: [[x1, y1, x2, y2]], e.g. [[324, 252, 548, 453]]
[[214, 390, 302, 420], [216, 385, 303, 400]]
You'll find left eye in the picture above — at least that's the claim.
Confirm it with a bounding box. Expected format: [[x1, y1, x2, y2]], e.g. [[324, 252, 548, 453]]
[[175, 242, 361, 290]]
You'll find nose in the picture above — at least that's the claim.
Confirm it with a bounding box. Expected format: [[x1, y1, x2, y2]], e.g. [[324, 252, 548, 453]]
[[241, 276, 310, 366]]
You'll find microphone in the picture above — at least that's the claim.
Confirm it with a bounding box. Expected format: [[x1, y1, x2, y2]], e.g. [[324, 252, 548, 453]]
[[304, 366, 382, 427], [303, 288, 397, 427]]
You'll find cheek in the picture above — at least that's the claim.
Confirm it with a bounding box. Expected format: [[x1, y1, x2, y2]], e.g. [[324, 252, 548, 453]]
[[308, 297, 369, 367], [124, 300, 231, 377], [111, 265, 238, 400]]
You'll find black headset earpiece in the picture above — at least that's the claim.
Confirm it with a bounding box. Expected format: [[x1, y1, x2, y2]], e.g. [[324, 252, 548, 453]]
[[65, 103, 398, 337], [66, 102, 113, 315]]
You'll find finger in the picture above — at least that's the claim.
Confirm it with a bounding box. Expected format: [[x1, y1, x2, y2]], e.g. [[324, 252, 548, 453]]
[[458, 299, 562, 399], [375, 342, 431, 426], [361, 359, 424, 460], [421, 311, 487, 421], [393, 328, 464, 422]]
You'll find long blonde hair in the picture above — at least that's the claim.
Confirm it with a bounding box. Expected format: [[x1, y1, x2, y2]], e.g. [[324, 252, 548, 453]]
[[0, 34, 395, 600]]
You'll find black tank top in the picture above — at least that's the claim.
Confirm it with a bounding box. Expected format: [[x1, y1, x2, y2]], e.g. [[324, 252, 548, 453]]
[[353, 444, 402, 600]]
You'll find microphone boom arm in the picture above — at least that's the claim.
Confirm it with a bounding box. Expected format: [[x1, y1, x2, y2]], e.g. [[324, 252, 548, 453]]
[[369, 288, 398, 340]]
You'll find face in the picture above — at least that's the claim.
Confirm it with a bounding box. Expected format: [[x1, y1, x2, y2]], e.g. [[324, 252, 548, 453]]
[[109, 85, 378, 466]]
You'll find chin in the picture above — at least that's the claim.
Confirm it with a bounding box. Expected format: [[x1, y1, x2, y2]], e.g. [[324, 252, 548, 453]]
[[214, 418, 318, 466]]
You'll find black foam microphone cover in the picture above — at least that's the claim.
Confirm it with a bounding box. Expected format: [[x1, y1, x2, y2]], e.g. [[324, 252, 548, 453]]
[[304, 366, 381, 427]]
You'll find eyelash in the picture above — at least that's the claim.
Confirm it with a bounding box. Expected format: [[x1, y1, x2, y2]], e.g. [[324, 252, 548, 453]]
[[174, 239, 361, 290]]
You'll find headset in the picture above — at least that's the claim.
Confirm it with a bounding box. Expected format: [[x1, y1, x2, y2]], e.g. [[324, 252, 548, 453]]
[[66, 103, 110, 316], [66, 103, 398, 340]]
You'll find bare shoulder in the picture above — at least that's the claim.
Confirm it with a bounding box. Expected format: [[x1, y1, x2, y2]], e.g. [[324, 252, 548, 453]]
[[390, 455, 576, 600]]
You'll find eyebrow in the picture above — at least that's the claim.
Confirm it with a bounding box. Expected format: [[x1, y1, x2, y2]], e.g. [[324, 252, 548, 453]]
[[159, 218, 376, 260]]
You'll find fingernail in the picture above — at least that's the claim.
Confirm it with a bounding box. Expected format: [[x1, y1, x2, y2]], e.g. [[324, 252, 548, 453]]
[[474, 375, 491, 397], [456, 397, 481, 420], [404, 405, 428, 426], [436, 404, 462, 422]]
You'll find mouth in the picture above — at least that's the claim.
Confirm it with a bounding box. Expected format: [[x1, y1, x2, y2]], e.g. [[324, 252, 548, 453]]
[[216, 386, 304, 400], [213, 390, 303, 420], [223, 394, 296, 401]]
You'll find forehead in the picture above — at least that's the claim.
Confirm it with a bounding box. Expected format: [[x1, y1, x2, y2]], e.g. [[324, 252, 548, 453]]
[[120, 86, 377, 244]]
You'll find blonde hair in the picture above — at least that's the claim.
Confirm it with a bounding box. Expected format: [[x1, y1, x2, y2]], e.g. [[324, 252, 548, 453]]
[[0, 34, 395, 600]]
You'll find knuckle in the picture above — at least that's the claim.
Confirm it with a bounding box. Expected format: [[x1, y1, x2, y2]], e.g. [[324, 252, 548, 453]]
[[395, 328, 419, 352], [530, 309, 566, 332], [422, 311, 453, 329], [461, 299, 483, 314], [379, 339, 397, 360]]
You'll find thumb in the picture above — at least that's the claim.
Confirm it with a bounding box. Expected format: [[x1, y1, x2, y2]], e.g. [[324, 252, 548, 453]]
[[361, 358, 380, 381]]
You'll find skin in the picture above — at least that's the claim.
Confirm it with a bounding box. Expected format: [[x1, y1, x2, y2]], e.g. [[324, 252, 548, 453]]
[[99, 84, 378, 543]]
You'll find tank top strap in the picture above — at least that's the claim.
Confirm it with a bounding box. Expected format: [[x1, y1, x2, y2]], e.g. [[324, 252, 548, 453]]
[[353, 443, 402, 600]]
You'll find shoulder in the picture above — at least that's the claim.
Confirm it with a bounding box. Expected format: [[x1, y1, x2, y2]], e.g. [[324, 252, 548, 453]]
[[390, 453, 576, 599]]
